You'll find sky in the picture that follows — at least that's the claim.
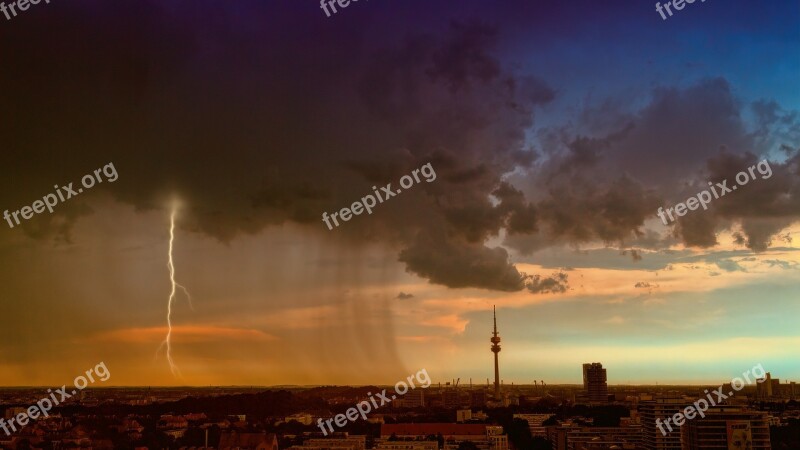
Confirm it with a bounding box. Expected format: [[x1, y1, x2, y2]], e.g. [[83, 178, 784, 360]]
[[0, 0, 798, 386]]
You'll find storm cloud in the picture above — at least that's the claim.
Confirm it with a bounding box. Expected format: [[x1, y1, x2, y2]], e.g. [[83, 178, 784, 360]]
[[1, 0, 797, 296]]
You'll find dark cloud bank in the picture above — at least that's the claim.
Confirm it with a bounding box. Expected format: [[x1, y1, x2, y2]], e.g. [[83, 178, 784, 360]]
[[0, 1, 797, 295]]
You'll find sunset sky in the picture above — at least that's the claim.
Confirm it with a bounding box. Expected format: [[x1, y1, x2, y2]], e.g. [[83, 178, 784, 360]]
[[0, 0, 798, 386]]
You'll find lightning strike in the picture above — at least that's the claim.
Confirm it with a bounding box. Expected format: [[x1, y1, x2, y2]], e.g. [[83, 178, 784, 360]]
[[161, 201, 192, 377]]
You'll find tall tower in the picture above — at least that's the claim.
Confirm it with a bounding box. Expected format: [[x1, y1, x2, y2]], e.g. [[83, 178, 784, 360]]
[[490, 305, 501, 398]]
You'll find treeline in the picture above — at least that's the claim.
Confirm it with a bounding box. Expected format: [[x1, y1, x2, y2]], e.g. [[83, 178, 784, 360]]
[[57, 390, 329, 419]]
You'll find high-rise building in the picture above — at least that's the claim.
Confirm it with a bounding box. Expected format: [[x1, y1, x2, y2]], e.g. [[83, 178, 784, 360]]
[[639, 395, 689, 450], [680, 406, 771, 450], [582, 363, 608, 403], [490, 306, 501, 398], [756, 372, 780, 400], [756, 372, 798, 400]]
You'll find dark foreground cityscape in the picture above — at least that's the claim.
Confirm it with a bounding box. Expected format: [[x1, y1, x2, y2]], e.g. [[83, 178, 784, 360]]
[[1, 370, 799, 450], [1, 311, 798, 449]]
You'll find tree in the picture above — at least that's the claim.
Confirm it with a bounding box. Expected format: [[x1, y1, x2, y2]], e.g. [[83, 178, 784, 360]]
[[542, 415, 558, 426]]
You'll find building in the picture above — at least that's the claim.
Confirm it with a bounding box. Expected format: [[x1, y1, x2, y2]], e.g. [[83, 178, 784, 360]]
[[564, 425, 642, 450], [756, 372, 780, 400], [470, 390, 487, 408], [680, 407, 771, 450], [582, 363, 608, 403], [544, 421, 643, 450], [379, 424, 508, 450], [639, 395, 689, 450], [401, 388, 425, 408], [442, 388, 461, 408], [756, 372, 799, 400], [546, 425, 569, 450], [375, 442, 438, 450], [218, 431, 279, 450], [513, 414, 553, 438], [486, 425, 509, 450], [285, 447, 356, 450], [305, 436, 366, 450], [157, 414, 189, 439], [285, 434, 366, 450], [457, 409, 473, 423], [286, 445, 357, 450], [284, 413, 315, 425]]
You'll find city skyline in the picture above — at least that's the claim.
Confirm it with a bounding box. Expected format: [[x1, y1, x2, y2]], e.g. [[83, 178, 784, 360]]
[[0, 307, 795, 388], [3, 1, 799, 448]]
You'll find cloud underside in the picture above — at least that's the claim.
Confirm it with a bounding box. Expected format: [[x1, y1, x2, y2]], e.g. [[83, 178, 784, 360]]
[[0, 2, 797, 295]]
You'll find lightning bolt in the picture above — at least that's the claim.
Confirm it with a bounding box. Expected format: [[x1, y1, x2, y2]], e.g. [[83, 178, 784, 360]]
[[161, 201, 192, 377]]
